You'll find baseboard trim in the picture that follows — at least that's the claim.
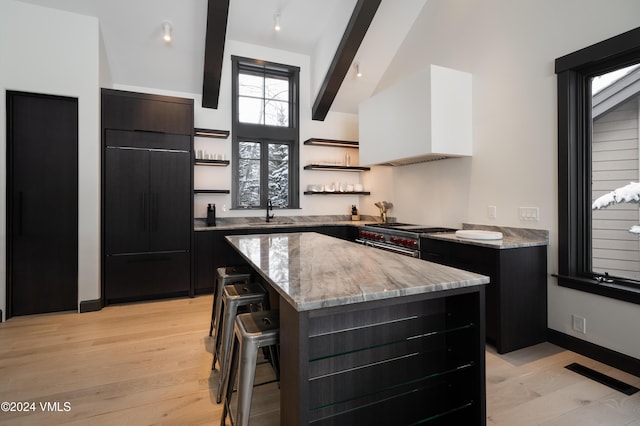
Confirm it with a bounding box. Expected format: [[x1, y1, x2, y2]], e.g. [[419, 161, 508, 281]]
[[79, 299, 102, 313], [548, 329, 640, 377]]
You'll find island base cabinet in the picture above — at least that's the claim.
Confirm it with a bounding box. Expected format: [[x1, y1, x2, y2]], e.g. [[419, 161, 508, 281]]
[[104, 252, 190, 302], [280, 288, 486, 426]]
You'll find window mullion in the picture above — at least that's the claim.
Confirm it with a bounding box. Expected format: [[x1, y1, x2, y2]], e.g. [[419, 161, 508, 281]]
[[261, 140, 269, 208]]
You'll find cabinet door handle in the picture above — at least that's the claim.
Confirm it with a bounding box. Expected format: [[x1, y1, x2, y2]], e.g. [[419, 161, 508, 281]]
[[152, 192, 159, 232]]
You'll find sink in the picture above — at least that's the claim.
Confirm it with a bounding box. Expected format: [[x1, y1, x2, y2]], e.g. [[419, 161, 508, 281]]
[[455, 230, 503, 240], [248, 221, 296, 226]]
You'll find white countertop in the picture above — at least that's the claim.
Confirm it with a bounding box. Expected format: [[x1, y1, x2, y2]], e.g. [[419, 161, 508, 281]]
[[226, 232, 489, 312]]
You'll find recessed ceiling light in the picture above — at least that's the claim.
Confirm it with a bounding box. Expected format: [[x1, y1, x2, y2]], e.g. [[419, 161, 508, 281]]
[[162, 21, 172, 43], [274, 14, 281, 32]]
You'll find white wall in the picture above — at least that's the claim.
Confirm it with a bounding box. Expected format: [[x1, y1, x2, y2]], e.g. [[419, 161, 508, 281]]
[[0, 0, 101, 319], [118, 39, 364, 220], [363, 0, 640, 358]]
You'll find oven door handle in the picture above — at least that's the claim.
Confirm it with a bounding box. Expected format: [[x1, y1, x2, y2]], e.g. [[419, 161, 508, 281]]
[[368, 241, 420, 258]]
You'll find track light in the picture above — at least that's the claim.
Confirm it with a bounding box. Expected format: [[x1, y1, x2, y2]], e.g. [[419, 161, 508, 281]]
[[274, 14, 281, 32], [162, 21, 172, 43], [355, 63, 362, 78]]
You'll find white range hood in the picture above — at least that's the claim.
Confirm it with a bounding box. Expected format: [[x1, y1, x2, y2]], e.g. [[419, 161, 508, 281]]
[[359, 64, 472, 166]]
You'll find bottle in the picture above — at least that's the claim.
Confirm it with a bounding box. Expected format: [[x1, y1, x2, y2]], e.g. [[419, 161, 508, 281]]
[[207, 203, 216, 226], [345, 152, 351, 166]]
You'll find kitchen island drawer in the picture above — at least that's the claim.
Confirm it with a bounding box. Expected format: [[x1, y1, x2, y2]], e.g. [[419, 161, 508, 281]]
[[105, 252, 190, 303]]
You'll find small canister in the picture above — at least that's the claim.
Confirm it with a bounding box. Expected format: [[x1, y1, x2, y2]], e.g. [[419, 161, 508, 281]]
[[207, 203, 216, 226]]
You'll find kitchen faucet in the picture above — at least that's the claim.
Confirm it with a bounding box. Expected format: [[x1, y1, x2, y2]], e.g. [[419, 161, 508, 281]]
[[266, 199, 275, 222]]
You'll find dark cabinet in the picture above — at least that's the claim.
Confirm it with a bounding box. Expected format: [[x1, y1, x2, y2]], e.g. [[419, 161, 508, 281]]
[[105, 146, 190, 254], [102, 89, 193, 303], [101, 89, 193, 135], [194, 231, 215, 294], [422, 238, 547, 354]]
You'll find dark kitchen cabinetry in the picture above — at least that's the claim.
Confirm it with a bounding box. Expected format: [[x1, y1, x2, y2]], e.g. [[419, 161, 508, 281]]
[[284, 283, 486, 425], [422, 238, 547, 354], [102, 89, 192, 135], [102, 89, 193, 303], [105, 147, 190, 254], [194, 231, 215, 294]]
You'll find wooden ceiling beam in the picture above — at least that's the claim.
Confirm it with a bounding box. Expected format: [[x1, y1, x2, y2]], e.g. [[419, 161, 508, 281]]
[[311, 0, 381, 121], [202, 0, 230, 109]]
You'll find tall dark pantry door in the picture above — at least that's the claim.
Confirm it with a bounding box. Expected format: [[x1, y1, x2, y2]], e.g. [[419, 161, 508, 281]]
[[6, 91, 78, 317]]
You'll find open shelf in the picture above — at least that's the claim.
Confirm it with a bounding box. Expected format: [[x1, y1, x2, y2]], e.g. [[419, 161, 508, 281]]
[[194, 128, 230, 139], [304, 164, 370, 172], [304, 191, 370, 195], [194, 189, 230, 194], [194, 159, 230, 166], [304, 138, 359, 148]]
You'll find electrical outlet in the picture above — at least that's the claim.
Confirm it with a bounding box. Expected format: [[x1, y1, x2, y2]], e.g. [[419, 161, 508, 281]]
[[519, 207, 539, 221], [487, 205, 497, 219], [572, 314, 586, 334]]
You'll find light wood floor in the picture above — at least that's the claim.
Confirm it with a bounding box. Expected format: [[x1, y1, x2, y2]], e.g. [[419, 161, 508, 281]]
[[0, 295, 638, 425]]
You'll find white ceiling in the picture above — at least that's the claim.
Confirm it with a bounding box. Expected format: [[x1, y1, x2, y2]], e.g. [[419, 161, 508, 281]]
[[16, 0, 426, 115]]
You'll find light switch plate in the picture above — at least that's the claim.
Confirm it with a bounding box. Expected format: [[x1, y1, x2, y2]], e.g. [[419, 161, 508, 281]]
[[487, 205, 497, 219], [519, 207, 539, 221]]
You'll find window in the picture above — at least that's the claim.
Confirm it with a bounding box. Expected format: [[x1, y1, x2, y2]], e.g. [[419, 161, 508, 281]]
[[592, 64, 640, 282], [556, 26, 640, 304], [232, 56, 299, 209]]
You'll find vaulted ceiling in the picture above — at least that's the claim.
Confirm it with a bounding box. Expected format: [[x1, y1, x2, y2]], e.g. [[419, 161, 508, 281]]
[[17, 0, 427, 117]]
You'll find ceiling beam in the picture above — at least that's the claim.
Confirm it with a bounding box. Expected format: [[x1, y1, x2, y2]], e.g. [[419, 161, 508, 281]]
[[311, 0, 381, 121], [202, 0, 230, 109]]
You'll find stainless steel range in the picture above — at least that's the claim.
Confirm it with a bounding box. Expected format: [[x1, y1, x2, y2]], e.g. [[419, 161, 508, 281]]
[[356, 223, 457, 258]]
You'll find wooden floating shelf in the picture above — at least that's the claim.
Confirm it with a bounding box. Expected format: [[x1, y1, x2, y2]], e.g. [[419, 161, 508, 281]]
[[194, 189, 230, 194], [304, 164, 370, 172], [303, 191, 370, 195], [303, 138, 359, 148], [194, 159, 230, 166], [194, 128, 230, 139]]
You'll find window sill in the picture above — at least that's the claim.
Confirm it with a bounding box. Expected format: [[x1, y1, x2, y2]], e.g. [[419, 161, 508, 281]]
[[554, 274, 640, 305]]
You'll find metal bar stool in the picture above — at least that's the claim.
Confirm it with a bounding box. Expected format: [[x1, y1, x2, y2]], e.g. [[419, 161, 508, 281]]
[[209, 266, 253, 338], [220, 310, 280, 426], [211, 267, 254, 373], [215, 282, 268, 404]]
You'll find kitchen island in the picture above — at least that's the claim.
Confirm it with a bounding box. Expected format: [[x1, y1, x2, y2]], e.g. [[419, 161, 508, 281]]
[[226, 232, 489, 425]]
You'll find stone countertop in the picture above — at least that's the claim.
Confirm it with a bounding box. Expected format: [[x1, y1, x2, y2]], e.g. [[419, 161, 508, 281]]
[[194, 215, 378, 231], [422, 223, 549, 249], [225, 232, 489, 312]]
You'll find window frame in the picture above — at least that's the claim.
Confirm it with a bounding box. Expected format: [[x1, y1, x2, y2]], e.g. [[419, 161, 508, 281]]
[[231, 55, 300, 209], [555, 26, 640, 304]]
